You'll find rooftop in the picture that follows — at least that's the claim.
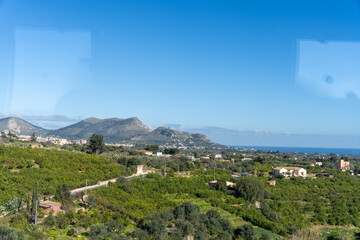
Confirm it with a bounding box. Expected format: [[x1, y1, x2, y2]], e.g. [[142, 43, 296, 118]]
[[39, 201, 61, 208], [273, 167, 304, 171]]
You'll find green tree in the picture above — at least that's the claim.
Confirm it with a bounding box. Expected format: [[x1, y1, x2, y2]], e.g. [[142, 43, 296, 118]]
[[235, 178, 264, 202], [66, 229, 75, 236], [26, 196, 30, 213], [160, 210, 174, 221], [55, 182, 70, 202], [143, 216, 167, 240], [30, 132, 37, 142], [176, 219, 194, 238], [0, 225, 28, 240], [234, 224, 256, 240], [145, 144, 159, 153], [4, 197, 22, 214], [130, 229, 149, 240], [216, 180, 227, 192], [44, 213, 56, 227], [55, 182, 73, 211], [57, 212, 70, 229], [163, 148, 180, 155], [31, 183, 39, 215], [105, 220, 124, 233], [88, 134, 105, 155], [260, 233, 270, 240], [86, 194, 96, 210]]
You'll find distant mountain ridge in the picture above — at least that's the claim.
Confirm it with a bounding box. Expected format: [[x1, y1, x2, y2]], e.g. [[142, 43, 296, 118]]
[[0, 117, 224, 148], [0, 117, 49, 136], [50, 117, 152, 142]]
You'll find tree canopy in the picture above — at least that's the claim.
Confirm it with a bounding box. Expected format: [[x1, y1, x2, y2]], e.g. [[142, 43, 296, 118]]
[[88, 134, 105, 155], [235, 177, 264, 202]]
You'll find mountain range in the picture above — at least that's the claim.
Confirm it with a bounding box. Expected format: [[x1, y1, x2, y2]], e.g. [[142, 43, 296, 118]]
[[0, 117, 224, 148]]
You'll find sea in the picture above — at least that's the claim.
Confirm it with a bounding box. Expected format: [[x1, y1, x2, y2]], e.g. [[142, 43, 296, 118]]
[[230, 146, 360, 155]]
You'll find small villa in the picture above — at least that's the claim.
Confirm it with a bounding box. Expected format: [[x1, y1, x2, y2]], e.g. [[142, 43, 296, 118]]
[[139, 150, 153, 156], [272, 167, 307, 177], [39, 201, 61, 216], [268, 180, 276, 186], [208, 181, 236, 188]]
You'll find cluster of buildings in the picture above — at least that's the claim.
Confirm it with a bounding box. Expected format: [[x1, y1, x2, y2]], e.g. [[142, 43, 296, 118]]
[[272, 167, 307, 178], [105, 143, 135, 148], [138, 150, 172, 158], [310, 162, 323, 167], [271, 159, 352, 179], [18, 134, 87, 146]]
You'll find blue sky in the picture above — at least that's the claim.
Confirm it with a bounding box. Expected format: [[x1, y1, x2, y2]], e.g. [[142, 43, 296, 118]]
[[1, 0, 360, 146]]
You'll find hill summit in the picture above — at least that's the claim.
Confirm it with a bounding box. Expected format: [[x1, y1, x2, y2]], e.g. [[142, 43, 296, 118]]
[[0, 117, 49, 136], [50, 117, 152, 142]]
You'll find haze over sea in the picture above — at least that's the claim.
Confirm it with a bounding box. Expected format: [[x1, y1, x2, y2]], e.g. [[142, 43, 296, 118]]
[[232, 146, 360, 155]]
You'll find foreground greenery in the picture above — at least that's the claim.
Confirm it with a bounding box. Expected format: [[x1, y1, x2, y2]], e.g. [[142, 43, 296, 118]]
[[0, 145, 125, 205], [1, 144, 360, 239]]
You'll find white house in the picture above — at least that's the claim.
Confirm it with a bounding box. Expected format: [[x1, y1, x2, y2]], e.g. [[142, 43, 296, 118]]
[[139, 150, 153, 156], [273, 167, 307, 177], [214, 154, 222, 159], [311, 162, 323, 166]]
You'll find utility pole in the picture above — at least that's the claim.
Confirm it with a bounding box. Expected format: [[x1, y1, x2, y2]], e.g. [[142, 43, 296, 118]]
[[85, 179, 88, 195], [164, 164, 167, 178], [213, 166, 216, 181]]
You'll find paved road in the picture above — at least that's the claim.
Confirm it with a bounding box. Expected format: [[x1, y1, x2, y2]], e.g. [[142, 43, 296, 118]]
[[70, 178, 117, 194], [70, 171, 149, 195]]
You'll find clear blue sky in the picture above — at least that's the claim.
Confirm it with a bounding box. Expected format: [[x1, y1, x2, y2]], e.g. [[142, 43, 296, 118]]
[[1, 0, 360, 137]]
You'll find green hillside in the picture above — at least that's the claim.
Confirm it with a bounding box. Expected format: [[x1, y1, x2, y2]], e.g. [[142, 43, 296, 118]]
[[0, 145, 125, 204]]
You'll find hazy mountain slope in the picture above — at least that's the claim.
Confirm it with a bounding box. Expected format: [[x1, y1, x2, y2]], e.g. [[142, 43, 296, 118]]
[[131, 127, 224, 148], [168, 126, 360, 149], [50, 117, 152, 142], [0, 117, 49, 136]]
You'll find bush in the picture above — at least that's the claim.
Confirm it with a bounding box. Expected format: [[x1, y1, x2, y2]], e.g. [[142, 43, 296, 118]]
[[66, 229, 75, 236], [0, 225, 28, 240], [234, 224, 256, 240], [44, 214, 56, 227]]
